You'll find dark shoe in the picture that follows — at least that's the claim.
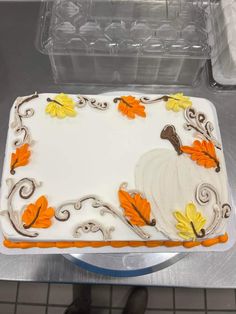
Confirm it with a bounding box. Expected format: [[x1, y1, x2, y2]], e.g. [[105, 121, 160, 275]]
[[64, 284, 91, 314], [123, 287, 148, 314]]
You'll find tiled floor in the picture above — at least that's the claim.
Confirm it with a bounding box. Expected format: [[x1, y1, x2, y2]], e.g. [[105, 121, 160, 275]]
[[0, 281, 236, 314]]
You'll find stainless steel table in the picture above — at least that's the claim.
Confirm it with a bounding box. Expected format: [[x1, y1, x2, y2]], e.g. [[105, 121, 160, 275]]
[[0, 2, 236, 287]]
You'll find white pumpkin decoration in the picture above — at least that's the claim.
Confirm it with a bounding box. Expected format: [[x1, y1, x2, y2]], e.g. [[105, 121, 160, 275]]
[[135, 125, 229, 241]]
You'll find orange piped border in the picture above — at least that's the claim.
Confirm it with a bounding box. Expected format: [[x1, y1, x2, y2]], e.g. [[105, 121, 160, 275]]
[[3, 233, 228, 249]]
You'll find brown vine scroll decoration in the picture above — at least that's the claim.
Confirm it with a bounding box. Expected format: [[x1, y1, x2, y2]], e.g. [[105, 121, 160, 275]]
[[139, 95, 170, 104], [5, 177, 41, 238], [195, 183, 231, 237], [184, 107, 221, 150], [77, 95, 109, 111], [11, 92, 38, 148], [74, 220, 115, 240], [55, 195, 151, 240]]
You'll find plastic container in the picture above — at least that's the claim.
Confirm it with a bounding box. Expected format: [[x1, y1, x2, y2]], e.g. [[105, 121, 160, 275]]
[[36, 0, 211, 85], [208, 0, 236, 90]]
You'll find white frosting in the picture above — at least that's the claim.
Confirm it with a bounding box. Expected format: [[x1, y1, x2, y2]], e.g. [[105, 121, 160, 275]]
[[0, 93, 230, 243]]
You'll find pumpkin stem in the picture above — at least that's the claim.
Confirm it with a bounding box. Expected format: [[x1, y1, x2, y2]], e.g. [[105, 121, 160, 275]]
[[160, 125, 183, 155]]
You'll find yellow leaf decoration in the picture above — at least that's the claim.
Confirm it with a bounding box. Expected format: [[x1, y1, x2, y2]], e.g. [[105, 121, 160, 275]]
[[165, 93, 192, 112], [174, 203, 206, 241], [45, 93, 77, 118]]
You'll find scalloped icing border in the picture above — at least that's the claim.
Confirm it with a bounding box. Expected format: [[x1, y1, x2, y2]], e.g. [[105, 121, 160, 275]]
[[3, 233, 228, 249]]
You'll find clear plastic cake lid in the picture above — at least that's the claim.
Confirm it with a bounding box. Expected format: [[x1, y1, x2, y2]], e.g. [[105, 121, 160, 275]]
[[36, 0, 211, 59], [207, 0, 236, 88]]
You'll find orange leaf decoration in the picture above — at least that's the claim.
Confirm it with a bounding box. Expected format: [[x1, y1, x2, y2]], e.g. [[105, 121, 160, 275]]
[[22, 196, 55, 229], [10, 143, 31, 175], [181, 140, 220, 172], [115, 96, 146, 119], [118, 189, 156, 226]]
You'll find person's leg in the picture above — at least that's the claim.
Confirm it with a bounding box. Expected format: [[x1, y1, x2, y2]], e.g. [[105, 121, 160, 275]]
[[123, 286, 148, 314], [64, 284, 91, 314]]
